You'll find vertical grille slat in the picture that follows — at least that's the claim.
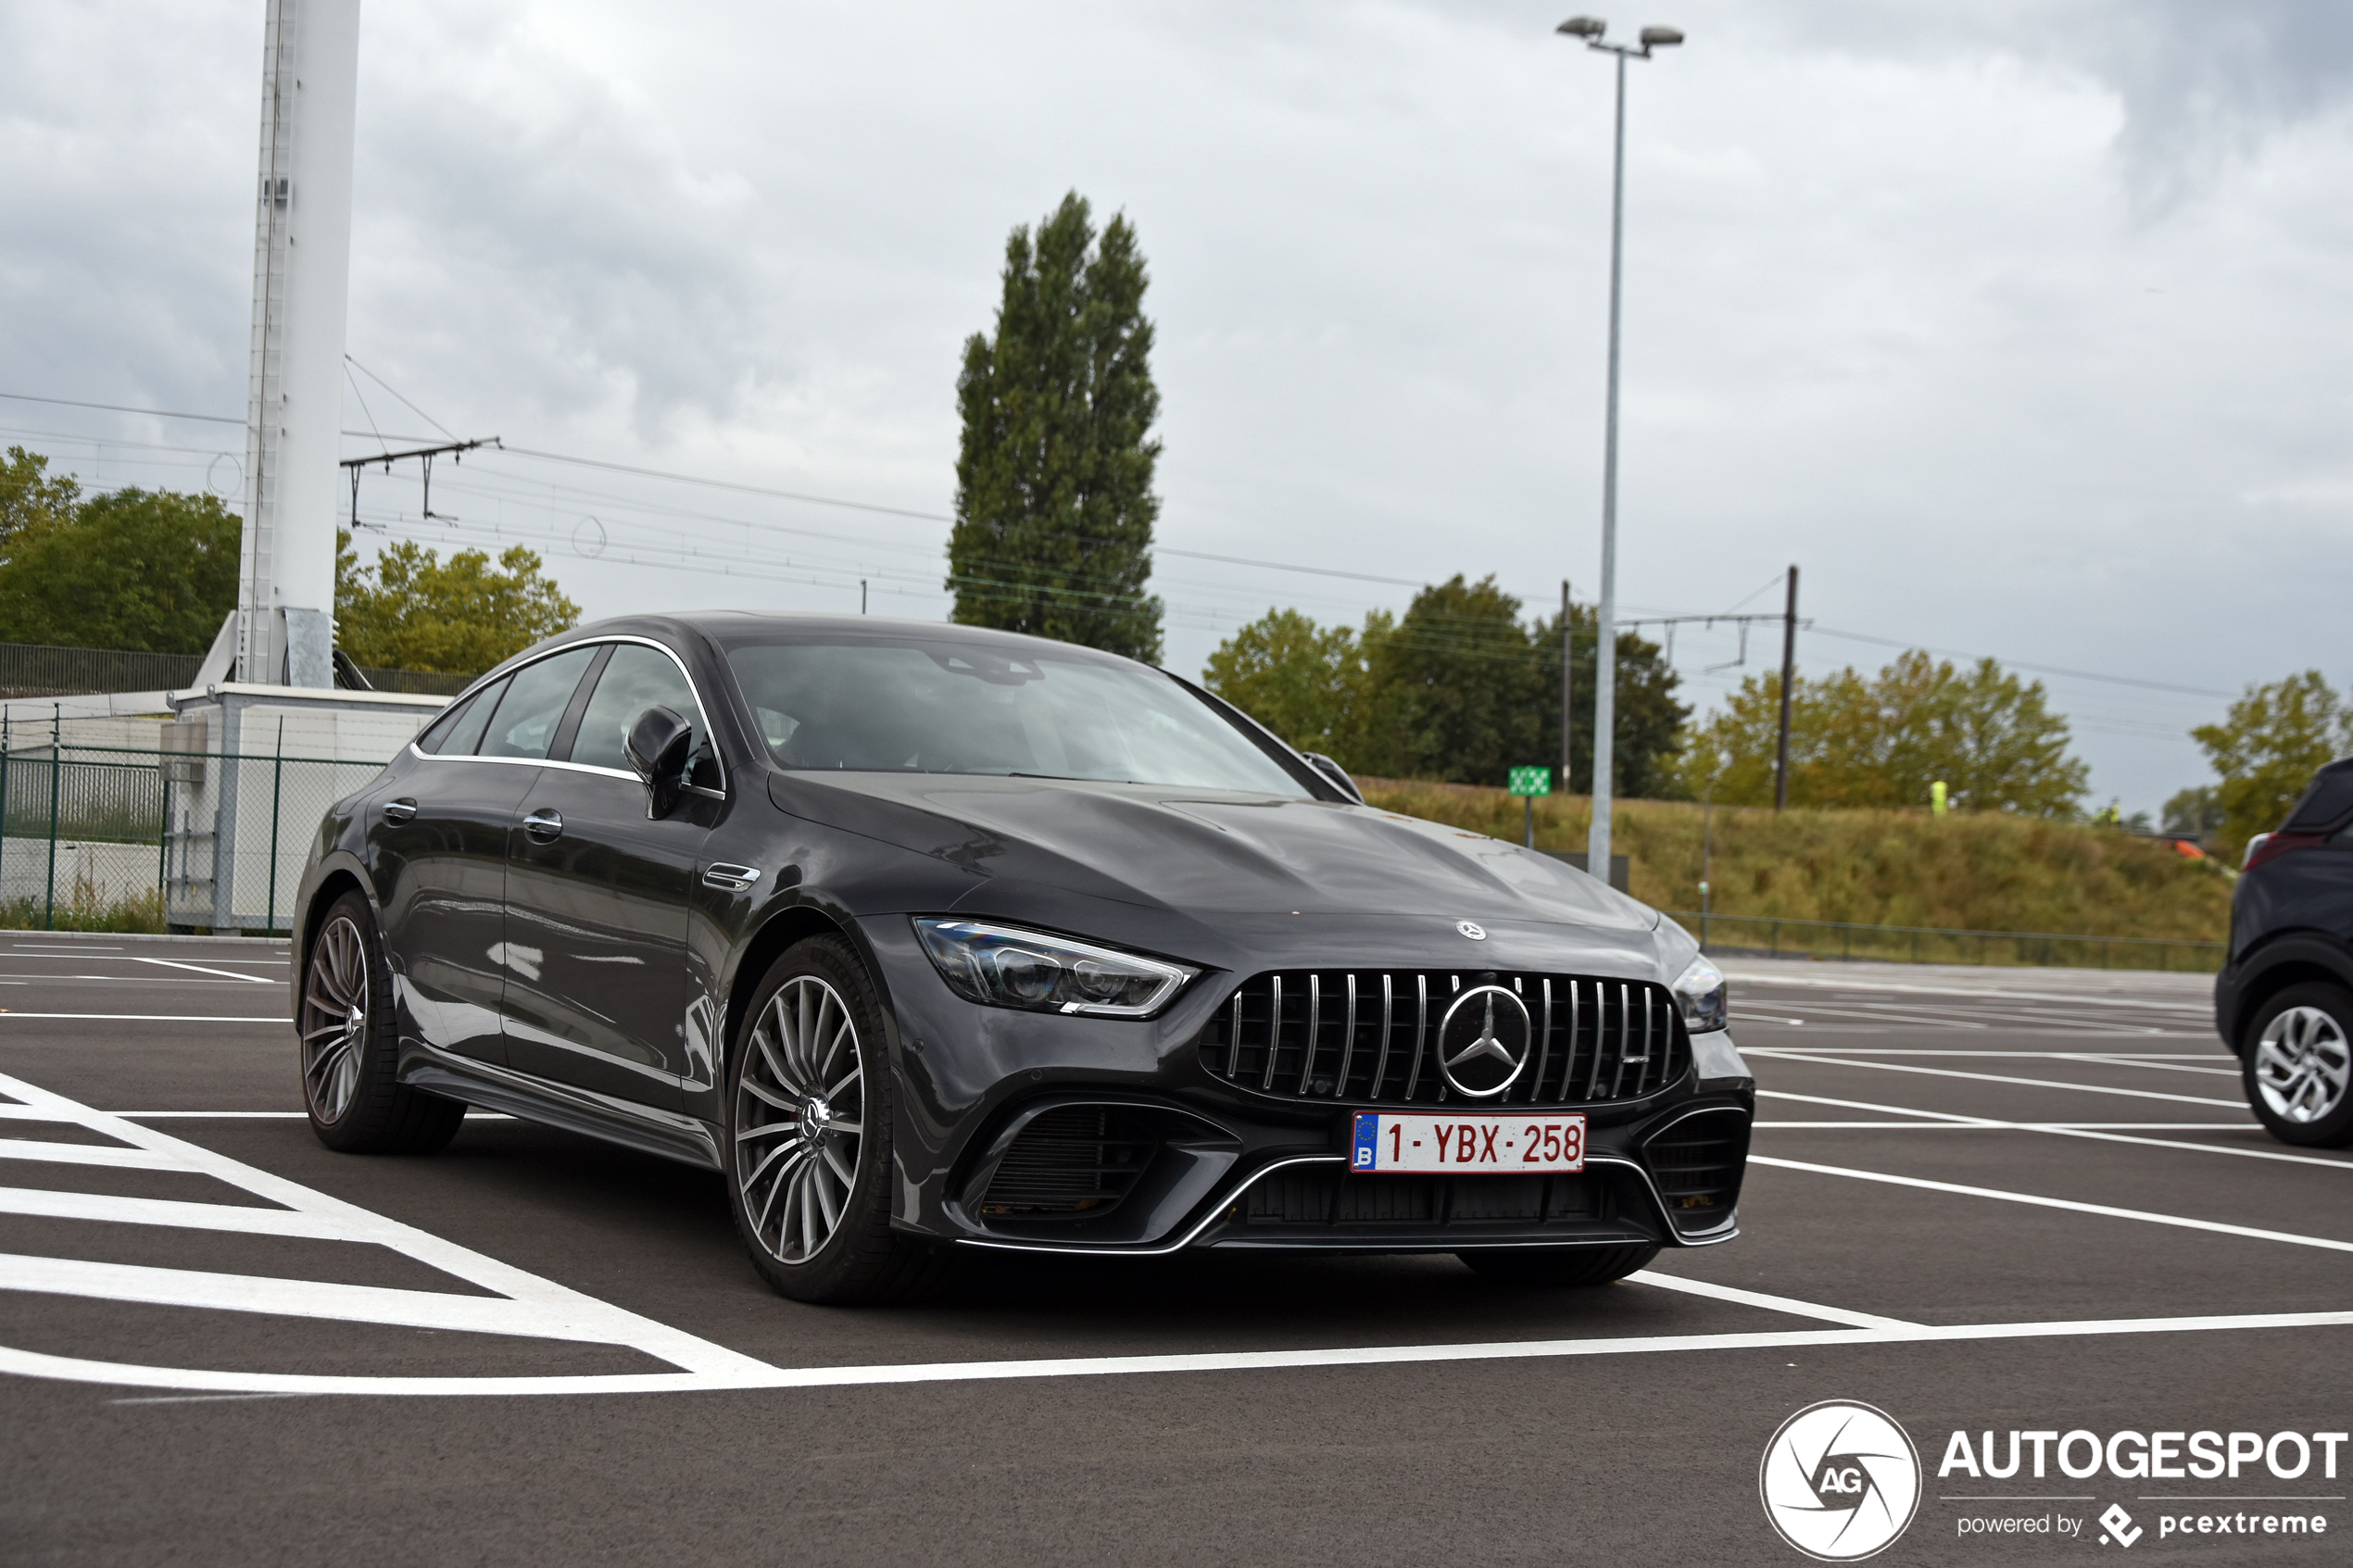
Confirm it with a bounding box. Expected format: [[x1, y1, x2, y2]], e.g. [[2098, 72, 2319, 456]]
[[1203, 969, 1687, 1108]]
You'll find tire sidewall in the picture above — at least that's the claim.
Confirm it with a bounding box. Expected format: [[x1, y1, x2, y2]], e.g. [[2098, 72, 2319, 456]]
[[302, 890, 398, 1149], [724, 935, 897, 1298], [2243, 983, 2353, 1148]]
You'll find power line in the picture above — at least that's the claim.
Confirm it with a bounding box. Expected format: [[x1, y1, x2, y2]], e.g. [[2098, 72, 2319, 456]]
[[1806, 625, 2233, 700], [0, 391, 241, 425]]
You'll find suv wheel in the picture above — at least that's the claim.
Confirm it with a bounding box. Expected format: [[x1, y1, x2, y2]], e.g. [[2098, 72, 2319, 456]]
[[2244, 983, 2353, 1148], [724, 935, 945, 1304]]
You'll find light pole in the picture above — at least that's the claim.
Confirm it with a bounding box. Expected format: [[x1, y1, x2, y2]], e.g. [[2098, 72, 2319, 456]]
[[1558, 17, 1680, 889]]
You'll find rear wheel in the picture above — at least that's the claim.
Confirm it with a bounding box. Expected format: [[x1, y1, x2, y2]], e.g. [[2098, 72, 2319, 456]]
[[2244, 984, 2353, 1148], [299, 891, 465, 1154], [1456, 1243, 1659, 1287], [724, 935, 944, 1305]]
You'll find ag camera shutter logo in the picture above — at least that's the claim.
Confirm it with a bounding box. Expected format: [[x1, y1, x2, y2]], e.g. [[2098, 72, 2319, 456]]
[[1760, 1400, 1923, 1561]]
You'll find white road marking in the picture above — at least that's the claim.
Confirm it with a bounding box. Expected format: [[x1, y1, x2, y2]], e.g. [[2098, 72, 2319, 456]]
[[1744, 1047, 2245, 1108], [2068, 1053, 2240, 1078], [1755, 1121, 2261, 1131], [4, 1309, 2350, 1399], [0, 1069, 783, 1384], [1755, 1088, 2344, 1169], [1749, 1154, 2353, 1250], [126, 959, 274, 985], [0, 1140, 189, 1171], [0, 1013, 284, 1022], [0, 1185, 341, 1237], [1739, 1049, 2226, 1060], [1725, 972, 2215, 1012], [99, 1110, 512, 1121], [1627, 1271, 1919, 1330]]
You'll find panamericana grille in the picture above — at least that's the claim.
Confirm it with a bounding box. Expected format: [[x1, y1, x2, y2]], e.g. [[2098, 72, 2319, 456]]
[[1644, 1110, 1750, 1235], [979, 1106, 1157, 1219], [1198, 971, 1689, 1106]]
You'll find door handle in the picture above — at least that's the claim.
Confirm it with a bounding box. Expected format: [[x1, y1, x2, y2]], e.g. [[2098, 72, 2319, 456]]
[[383, 797, 418, 824], [522, 808, 564, 843]]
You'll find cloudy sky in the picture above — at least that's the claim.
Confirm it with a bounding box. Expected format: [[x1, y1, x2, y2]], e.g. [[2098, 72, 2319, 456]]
[[5, 0, 2351, 812]]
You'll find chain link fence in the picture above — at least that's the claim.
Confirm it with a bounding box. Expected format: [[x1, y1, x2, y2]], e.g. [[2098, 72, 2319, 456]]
[[1673, 909, 2225, 972], [0, 711, 409, 935]]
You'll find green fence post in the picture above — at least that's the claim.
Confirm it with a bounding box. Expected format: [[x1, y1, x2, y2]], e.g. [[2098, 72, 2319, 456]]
[[157, 760, 171, 913], [266, 720, 285, 938], [43, 704, 60, 931], [1, 710, 9, 904]]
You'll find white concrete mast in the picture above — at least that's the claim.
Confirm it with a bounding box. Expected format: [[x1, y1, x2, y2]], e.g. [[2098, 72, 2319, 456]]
[[238, 0, 360, 689]]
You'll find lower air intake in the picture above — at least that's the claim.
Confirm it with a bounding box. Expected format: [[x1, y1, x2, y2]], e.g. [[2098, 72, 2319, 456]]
[[1643, 1110, 1750, 1236], [979, 1106, 1158, 1219]]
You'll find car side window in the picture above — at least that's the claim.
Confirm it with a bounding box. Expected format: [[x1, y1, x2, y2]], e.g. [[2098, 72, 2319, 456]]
[[477, 648, 599, 760], [418, 676, 508, 757], [568, 644, 710, 782]]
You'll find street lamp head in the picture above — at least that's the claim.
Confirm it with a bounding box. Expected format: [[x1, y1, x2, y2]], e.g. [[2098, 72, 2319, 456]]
[[1638, 25, 1685, 48], [1556, 17, 1607, 39]]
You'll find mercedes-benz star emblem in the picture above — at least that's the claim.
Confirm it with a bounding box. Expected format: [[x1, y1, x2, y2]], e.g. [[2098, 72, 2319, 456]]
[[1436, 984, 1532, 1098], [1455, 921, 1486, 940]]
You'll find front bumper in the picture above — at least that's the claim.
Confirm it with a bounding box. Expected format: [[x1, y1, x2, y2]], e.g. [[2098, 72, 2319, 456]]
[[867, 918, 1755, 1256]]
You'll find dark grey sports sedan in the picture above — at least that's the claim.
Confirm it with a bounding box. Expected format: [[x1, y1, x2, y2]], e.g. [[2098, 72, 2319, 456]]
[[293, 613, 1753, 1303]]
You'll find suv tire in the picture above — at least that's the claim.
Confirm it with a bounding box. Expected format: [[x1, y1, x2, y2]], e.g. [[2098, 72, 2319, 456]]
[[2243, 983, 2353, 1148]]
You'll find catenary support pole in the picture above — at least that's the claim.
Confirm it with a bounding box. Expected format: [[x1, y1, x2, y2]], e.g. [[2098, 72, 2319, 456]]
[[1773, 564, 1798, 810]]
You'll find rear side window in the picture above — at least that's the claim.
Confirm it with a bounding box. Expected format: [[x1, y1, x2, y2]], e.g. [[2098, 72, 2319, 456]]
[[478, 648, 599, 760], [417, 677, 507, 757], [569, 645, 702, 773]]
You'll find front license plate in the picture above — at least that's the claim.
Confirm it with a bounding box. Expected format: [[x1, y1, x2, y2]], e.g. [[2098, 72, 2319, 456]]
[[1350, 1111, 1585, 1173]]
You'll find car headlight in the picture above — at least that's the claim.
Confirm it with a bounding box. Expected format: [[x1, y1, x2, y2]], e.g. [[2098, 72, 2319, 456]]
[[912, 919, 1198, 1018], [1672, 953, 1728, 1033]]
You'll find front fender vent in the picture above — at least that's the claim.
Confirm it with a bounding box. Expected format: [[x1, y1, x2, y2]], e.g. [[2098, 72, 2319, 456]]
[[1643, 1110, 1751, 1236], [1197, 970, 1688, 1107]]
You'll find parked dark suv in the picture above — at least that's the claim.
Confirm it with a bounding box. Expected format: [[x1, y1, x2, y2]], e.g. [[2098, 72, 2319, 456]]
[[2213, 758, 2353, 1147]]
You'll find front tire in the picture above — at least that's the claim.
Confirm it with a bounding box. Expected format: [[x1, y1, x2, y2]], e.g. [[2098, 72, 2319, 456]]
[[1456, 1243, 1660, 1287], [2244, 984, 2353, 1148], [725, 935, 944, 1305], [299, 891, 465, 1154]]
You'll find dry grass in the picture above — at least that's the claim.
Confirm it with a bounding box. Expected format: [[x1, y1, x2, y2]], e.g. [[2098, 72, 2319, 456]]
[[1355, 779, 2231, 955]]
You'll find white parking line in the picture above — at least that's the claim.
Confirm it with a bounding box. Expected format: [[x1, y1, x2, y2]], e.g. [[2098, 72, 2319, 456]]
[[0, 1140, 188, 1171], [1744, 1047, 2246, 1108], [6, 1309, 2351, 1399], [1749, 1154, 2353, 1251], [0, 1186, 343, 1237], [126, 959, 275, 985], [0, 1013, 284, 1022], [1726, 972, 2214, 1014], [1628, 1271, 1919, 1330], [1753, 1089, 2352, 1168]]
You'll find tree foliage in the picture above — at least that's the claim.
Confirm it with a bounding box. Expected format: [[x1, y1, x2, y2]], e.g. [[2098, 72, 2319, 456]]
[[949, 192, 1164, 661], [2190, 671, 2352, 861], [1202, 577, 1687, 792], [0, 474, 239, 653], [335, 532, 581, 674], [1675, 651, 2090, 816]]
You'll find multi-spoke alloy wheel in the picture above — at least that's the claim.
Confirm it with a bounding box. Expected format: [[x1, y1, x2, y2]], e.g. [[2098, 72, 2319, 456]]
[[301, 914, 370, 1124], [2244, 985, 2353, 1148], [2255, 1005, 2350, 1125], [297, 890, 467, 1155], [724, 935, 944, 1304], [736, 974, 866, 1264]]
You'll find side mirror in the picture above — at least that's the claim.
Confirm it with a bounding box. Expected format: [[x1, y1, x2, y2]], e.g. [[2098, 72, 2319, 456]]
[[624, 705, 695, 818], [1302, 752, 1365, 804]]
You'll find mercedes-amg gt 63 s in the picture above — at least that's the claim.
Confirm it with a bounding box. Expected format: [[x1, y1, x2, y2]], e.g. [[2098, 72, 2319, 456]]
[[293, 613, 1754, 1303]]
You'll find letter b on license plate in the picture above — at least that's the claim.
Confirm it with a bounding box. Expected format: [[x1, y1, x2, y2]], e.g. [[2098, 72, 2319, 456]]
[[1351, 1111, 1585, 1173]]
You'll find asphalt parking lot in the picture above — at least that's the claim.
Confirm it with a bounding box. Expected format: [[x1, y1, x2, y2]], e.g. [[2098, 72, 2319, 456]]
[[1, 935, 2347, 1565]]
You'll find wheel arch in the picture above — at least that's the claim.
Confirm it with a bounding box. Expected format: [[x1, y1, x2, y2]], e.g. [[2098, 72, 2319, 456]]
[[2228, 936, 2353, 1054], [724, 900, 872, 1073], [294, 860, 372, 1022]]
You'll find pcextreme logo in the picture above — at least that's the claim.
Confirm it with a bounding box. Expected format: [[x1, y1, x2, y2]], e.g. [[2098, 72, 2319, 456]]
[[1761, 1400, 1925, 1562]]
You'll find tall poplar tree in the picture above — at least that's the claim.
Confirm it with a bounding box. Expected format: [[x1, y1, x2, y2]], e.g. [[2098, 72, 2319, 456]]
[[950, 193, 1164, 661]]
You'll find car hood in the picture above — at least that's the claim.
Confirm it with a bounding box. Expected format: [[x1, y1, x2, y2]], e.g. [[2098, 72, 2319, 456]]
[[766, 771, 1655, 934]]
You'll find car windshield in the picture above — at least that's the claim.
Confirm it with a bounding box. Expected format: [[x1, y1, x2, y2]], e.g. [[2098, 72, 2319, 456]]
[[724, 636, 1309, 796]]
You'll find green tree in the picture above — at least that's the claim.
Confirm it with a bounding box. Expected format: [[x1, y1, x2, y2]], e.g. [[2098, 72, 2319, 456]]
[[2191, 671, 2352, 862], [335, 532, 581, 674], [1678, 651, 2088, 816], [1528, 601, 1687, 799], [0, 483, 239, 652], [0, 445, 82, 560], [949, 192, 1164, 661], [1202, 607, 1374, 759]]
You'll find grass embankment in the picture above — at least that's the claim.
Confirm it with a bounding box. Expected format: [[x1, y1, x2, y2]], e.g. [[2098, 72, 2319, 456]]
[[1355, 779, 2230, 967]]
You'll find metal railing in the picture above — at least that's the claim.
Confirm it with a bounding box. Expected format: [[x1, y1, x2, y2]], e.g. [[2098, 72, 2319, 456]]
[[1670, 910, 2224, 973], [0, 641, 472, 698]]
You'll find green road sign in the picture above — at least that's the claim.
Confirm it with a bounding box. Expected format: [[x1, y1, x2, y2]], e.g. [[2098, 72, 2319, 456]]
[[1508, 766, 1552, 797]]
